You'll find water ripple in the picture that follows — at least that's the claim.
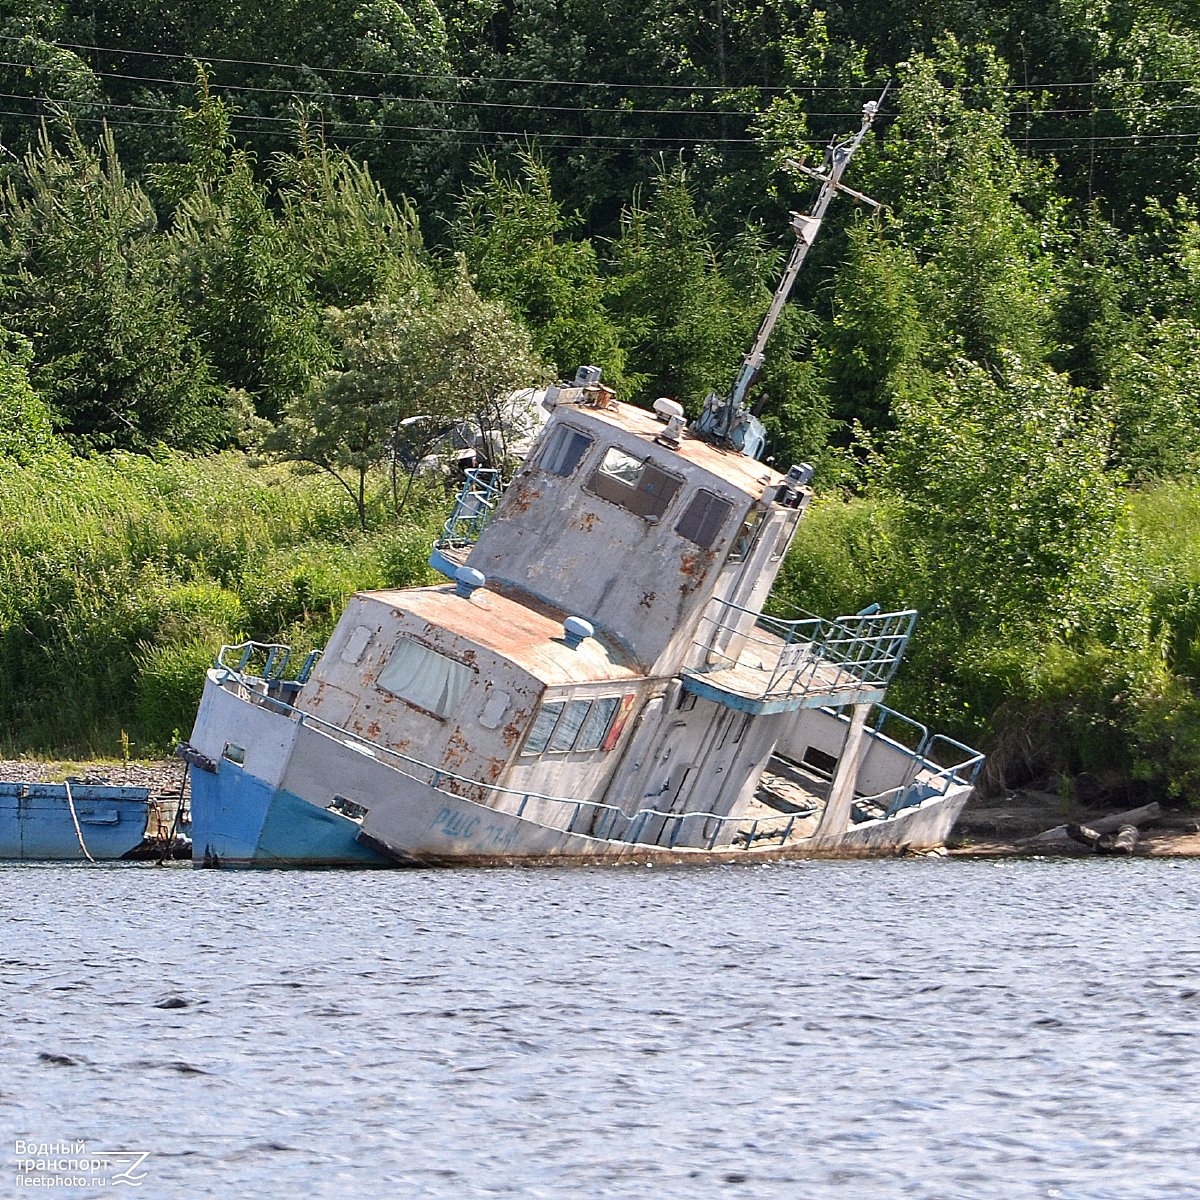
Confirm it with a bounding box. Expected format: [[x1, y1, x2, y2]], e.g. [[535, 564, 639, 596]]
[[1, 858, 1198, 1197]]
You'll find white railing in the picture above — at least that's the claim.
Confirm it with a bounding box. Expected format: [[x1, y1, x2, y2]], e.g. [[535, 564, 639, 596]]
[[687, 598, 918, 704]]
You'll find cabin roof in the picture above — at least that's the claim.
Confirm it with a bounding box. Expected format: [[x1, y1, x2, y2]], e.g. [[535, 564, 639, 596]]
[[359, 584, 642, 687], [566, 400, 787, 497]]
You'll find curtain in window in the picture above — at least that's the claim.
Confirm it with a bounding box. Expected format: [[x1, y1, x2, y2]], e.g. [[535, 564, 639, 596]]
[[377, 639, 473, 718]]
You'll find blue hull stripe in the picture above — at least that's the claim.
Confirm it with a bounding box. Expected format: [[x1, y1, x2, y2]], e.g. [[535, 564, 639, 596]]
[[190, 761, 387, 866]]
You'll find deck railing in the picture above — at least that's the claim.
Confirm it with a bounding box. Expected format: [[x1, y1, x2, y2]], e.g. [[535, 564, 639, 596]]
[[688, 597, 918, 704], [210, 649, 982, 851], [432, 467, 504, 556]]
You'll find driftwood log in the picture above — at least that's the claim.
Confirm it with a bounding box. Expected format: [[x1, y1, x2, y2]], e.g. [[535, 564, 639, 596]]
[[1067, 821, 1139, 854], [1030, 802, 1161, 846]]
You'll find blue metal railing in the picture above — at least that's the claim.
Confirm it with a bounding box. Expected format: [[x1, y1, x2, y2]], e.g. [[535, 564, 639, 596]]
[[210, 649, 983, 851], [216, 642, 322, 685], [688, 597, 918, 705], [433, 468, 504, 556]]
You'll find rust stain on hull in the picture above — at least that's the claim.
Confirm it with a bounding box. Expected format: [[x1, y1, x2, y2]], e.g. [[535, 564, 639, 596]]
[[359, 834, 941, 870], [509, 483, 542, 514]]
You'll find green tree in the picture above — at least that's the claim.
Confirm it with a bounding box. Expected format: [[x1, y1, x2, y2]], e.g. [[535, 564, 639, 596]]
[[456, 150, 629, 387], [609, 163, 751, 409], [265, 279, 547, 529], [0, 327, 58, 462], [878, 352, 1122, 625], [0, 121, 226, 452], [821, 217, 929, 436], [863, 39, 1062, 372], [170, 152, 334, 423], [275, 116, 430, 309]]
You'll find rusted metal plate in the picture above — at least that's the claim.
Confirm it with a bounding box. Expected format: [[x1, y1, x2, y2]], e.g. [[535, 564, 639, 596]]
[[366, 584, 641, 686]]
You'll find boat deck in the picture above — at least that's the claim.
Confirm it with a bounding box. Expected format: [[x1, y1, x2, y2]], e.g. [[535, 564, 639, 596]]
[[681, 628, 890, 713]]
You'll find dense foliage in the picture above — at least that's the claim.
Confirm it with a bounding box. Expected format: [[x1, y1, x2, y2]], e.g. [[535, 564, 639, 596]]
[[7, 1, 1200, 804]]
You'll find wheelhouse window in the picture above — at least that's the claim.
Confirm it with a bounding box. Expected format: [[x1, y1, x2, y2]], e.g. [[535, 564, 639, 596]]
[[540, 425, 593, 477], [521, 696, 622, 756], [522, 702, 565, 754], [377, 638, 473, 718], [727, 508, 766, 563], [547, 699, 591, 752], [588, 447, 682, 521], [675, 489, 733, 549], [770, 511, 802, 561], [576, 697, 621, 750]]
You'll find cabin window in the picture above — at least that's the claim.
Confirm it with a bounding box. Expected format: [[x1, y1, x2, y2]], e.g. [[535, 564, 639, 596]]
[[521, 696, 622, 755], [547, 699, 591, 752], [770, 511, 802, 561], [577, 697, 621, 749], [377, 638, 473, 718], [540, 425, 593, 477], [675, 489, 732, 549], [727, 509, 765, 563], [588, 447, 682, 521], [522, 702, 565, 755]]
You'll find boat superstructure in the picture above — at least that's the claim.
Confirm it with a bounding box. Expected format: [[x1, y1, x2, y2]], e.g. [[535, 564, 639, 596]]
[[181, 96, 983, 867]]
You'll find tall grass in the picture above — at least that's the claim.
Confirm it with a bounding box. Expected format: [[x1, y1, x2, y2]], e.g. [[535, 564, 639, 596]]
[[0, 451, 442, 755]]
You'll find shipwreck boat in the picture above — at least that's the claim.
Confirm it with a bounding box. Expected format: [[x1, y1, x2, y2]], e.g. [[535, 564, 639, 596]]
[[182, 381, 981, 868], [180, 98, 983, 868]]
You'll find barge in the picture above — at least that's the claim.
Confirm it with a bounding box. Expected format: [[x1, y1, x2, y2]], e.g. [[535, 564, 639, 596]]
[[0, 778, 187, 861]]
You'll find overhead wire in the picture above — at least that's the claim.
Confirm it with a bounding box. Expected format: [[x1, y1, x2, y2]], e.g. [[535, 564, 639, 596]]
[[0, 104, 779, 152], [0, 92, 775, 144], [9, 47, 1200, 133], [2, 102, 1195, 157], [0, 57, 875, 119], [0, 34, 874, 91], [10, 59, 1200, 139], [15, 33, 1200, 94], [6, 40, 1200, 158]]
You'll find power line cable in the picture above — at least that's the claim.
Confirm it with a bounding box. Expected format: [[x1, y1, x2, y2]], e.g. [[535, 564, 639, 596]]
[[0, 57, 880, 119], [0, 34, 885, 92], [0, 92, 776, 144], [20, 34, 1200, 93], [13, 53, 1200, 127], [0, 105, 777, 151]]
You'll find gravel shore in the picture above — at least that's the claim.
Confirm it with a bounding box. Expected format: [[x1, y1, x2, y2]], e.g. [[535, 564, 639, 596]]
[[0, 759, 187, 799]]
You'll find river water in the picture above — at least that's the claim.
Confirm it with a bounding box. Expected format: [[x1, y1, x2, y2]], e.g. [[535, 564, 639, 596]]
[[2, 858, 1198, 1199]]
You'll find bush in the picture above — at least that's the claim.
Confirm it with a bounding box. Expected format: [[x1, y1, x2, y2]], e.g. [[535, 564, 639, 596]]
[[0, 450, 440, 754]]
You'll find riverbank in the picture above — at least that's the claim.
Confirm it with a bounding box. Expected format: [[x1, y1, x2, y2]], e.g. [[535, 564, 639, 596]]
[[949, 785, 1200, 857]]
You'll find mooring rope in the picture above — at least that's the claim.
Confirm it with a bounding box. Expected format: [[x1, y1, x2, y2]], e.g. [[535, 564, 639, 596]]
[[161, 752, 190, 864], [62, 778, 96, 863]]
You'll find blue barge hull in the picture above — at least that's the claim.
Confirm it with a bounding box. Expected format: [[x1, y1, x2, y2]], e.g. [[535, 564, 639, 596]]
[[0, 782, 152, 860]]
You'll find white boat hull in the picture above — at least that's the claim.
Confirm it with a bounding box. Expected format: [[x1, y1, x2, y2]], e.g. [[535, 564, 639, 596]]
[[188, 670, 976, 868], [357, 777, 973, 865]]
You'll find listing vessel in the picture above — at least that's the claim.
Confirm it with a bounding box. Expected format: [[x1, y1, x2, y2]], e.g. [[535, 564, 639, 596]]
[[180, 99, 983, 868]]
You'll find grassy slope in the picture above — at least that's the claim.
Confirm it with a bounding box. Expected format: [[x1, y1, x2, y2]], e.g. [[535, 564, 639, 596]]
[[773, 486, 1200, 803], [0, 451, 442, 756]]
